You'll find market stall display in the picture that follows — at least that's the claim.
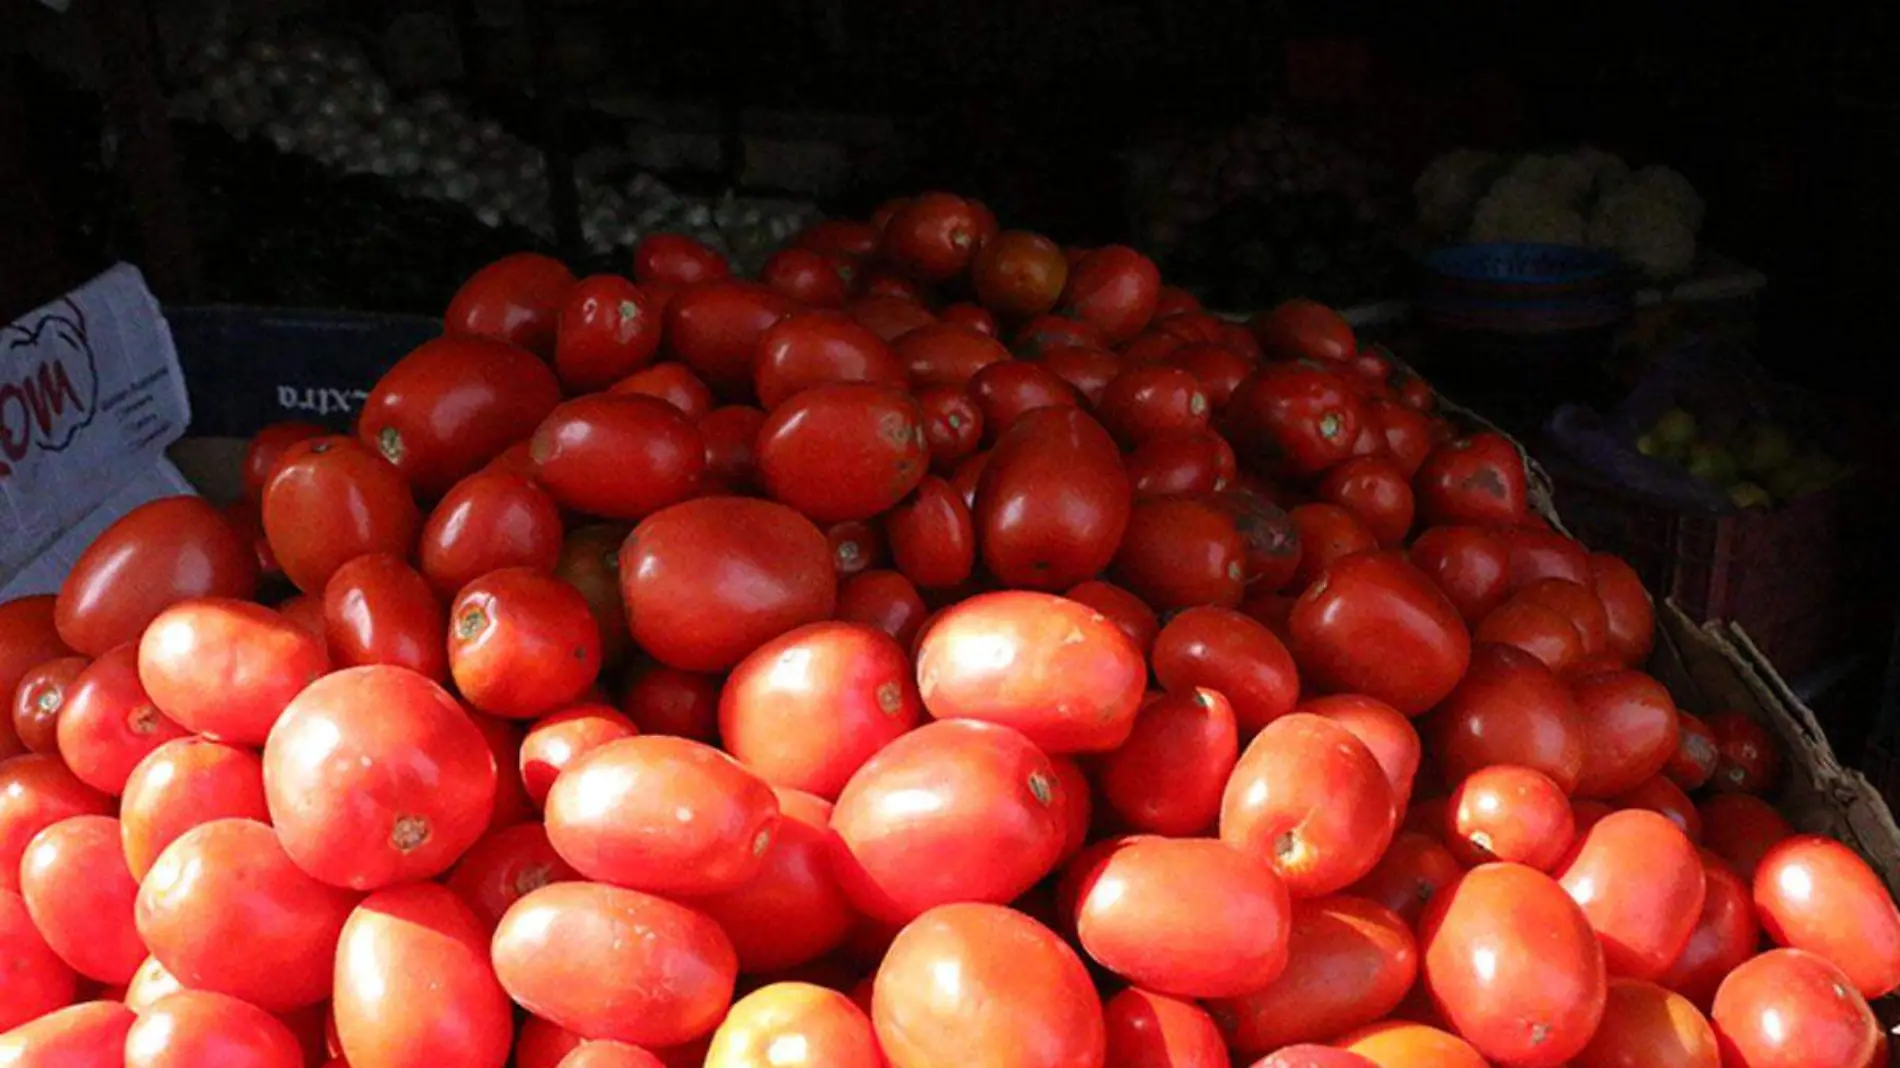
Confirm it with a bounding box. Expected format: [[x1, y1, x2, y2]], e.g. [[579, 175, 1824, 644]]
[[2, 189, 1897, 1068]]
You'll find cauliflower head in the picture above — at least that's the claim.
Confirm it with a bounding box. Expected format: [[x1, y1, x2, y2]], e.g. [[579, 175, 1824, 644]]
[[1627, 165, 1704, 232], [1414, 149, 1503, 236], [1467, 178, 1587, 245], [1588, 183, 1698, 279]]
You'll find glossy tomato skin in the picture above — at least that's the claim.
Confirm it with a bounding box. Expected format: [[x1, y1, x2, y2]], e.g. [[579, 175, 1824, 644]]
[[137, 598, 328, 746], [1504, 528, 1593, 589], [1317, 456, 1415, 547], [0, 887, 76, 1030], [1347, 831, 1465, 927], [973, 231, 1069, 319], [620, 664, 722, 742], [1667, 711, 1720, 790], [1035, 344, 1122, 407], [706, 982, 881, 1068], [54, 497, 258, 655], [975, 407, 1132, 590], [418, 470, 564, 595], [1408, 525, 1511, 624], [1572, 669, 1680, 798], [829, 720, 1066, 925], [0, 755, 111, 893], [762, 247, 852, 307], [967, 360, 1080, 442], [847, 294, 937, 342], [1014, 314, 1103, 357], [518, 704, 638, 807], [530, 394, 705, 521], [1301, 694, 1421, 807], [445, 252, 574, 358], [333, 882, 513, 1068], [621, 497, 836, 672], [1446, 764, 1575, 871], [666, 281, 799, 400], [1557, 810, 1706, 980], [609, 361, 717, 419], [241, 421, 328, 501], [1420, 862, 1608, 1068], [1220, 713, 1398, 898], [1753, 835, 1900, 998], [1414, 433, 1528, 528], [884, 477, 976, 590], [1288, 551, 1471, 716], [1208, 894, 1417, 1054], [264, 666, 497, 890], [873, 902, 1105, 1068], [1098, 365, 1211, 448], [1430, 643, 1586, 793], [1707, 711, 1781, 793], [554, 275, 664, 392], [883, 192, 982, 281], [915, 387, 984, 473], [694, 788, 859, 973], [1696, 794, 1791, 882], [493, 881, 737, 1047], [1111, 497, 1247, 612], [1101, 988, 1226, 1068], [836, 570, 929, 649], [1711, 949, 1879, 1068], [1336, 1021, 1487, 1068], [1474, 594, 1587, 675], [1217, 485, 1302, 593], [1286, 502, 1378, 589], [758, 384, 929, 522], [449, 568, 601, 718], [634, 234, 731, 286], [320, 554, 447, 681], [56, 643, 189, 795], [1658, 856, 1760, 1008], [915, 591, 1145, 753], [1062, 579, 1160, 656], [359, 336, 563, 498], [1252, 299, 1354, 362], [1126, 428, 1231, 500], [135, 818, 357, 1011], [1098, 690, 1238, 836], [1162, 341, 1252, 410], [1591, 553, 1655, 665], [265, 438, 421, 594], [699, 405, 767, 494], [11, 655, 87, 755], [1059, 245, 1160, 345], [18, 814, 141, 983], [1570, 978, 1719, 1068], [1151, 606, 1300, 736], [755, 312, 907, 410], [0, 1000, 136, 1068], [444, 822, 581, 930], [894, 324, 1012, 390], [122, 990, 303, 1068], [1226, 362, 1364, 478]]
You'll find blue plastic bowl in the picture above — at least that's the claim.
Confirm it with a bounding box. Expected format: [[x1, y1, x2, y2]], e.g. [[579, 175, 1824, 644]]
[[1417, 243, 1634, 335]]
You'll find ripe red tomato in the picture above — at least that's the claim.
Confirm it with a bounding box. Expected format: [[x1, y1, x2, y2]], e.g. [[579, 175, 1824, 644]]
[[136, 598, 327, 746], [10, 655, 86, 755], [359, 336, 563, 498], [1214, 485, 1301, 593], [1571, 978, 1719, 1068], [1288, 551, 1471, 716], [1101, 988, 1226, 1068], [1208, 894, 1417, 1053], [972, 230, 1069, 318], [1336, 1020, 1488, 1068], [1317, 456, 1416, 547], [698, 405, 767, 494], [449, 568, 601, 718], [445, 822, 581, 930], [755, 312, 908, 411], [758, 384, 928, 522], [1504, 528, 1592, 589], [1302, 694, 1421, 805], [1347, 831, 1464, 926], [57, 644, 189, 795], [515, 1017, 586, 1068], [1286, 502, 1378, 588], [264, 437, 421, 593], [530, 394, 705, 521], [0, 886, 75, 1030], [1126, 428, 1233, 499], [1613, 773, 1702, 842], [620, 664, 721, 742], [967, 360, 1079, 441], [134, 818, 356, 1011], [1475, 594, 1587, 675], [493, 881, 737, 1047], [1753, 835, 1900, 998], [835, 570, 928, 649], [1098, 365, 1211, 447], [1420, 862, 1608, 1067], [469, 711, 533, 834], [1151, 606, 1299, 735], [239, 420, 329, 500], [1557, 810, 1706, 980], [1112, 497, 1247, 611], [830, 720, 1066, 924], [1220, 713, 1398, 898], [321, 553, 449, 681], [1570, 668, 1679, 798], [894, 324, 1013, 390], [1699, 793, 1793, 880], [975, 407, 1132, 590], [1035, 344, 1122, 406], [1226, 362, 1365, 478], [912, 387, 983, 474], [797, 219, 881, 258], [445, 252, 575, 358], [666, 281, 799, 399], [1446, 765, 1575, 871], [1059, 245, 1161, 344], [1160, 341, 1251, 409], [1097, 690, 1238, 836], [608, 361, 717, 419], [1252, 299, 1354, 362], [1711, 949, 1879, 1068], [620, 497, 836, 672], [18, 814, 140, 984], [1590, 552, 1655, 665], [883, 193, 984, 281], [1014, 314, 1103, 357], [706, 982, 880, 1068], [118, 737, 267, 880], [1249, 1048, 1380, 1068], [1366, 399, 1434, 480], [873, 902, 1105, 1068], [517, 703, 638, 807], [830, 518, 885, 577], [0, 1001, 136, 1067], [846, 294, 936, 342], [1658, 856, 1759, 1007], [1414, 433, 1529, 528], [0, 754, 110, 892], [1430, 643, 1585, 793], [694, 788, 859, 973], [881, 478, 973, 590], [1408, 525, 1511, 625], [123, 990, 304, 1068], [634, 234, 731, 286], [1707, 711, 1781, 793], [553, 275, 664, 392], [762, 248, 851, 307], [418, 470, 564, 595], [1667, 711, 1720, 790], [265, 666, 496, 889], [1070, 836, 1292, 997], [53, 497, 258, 655]]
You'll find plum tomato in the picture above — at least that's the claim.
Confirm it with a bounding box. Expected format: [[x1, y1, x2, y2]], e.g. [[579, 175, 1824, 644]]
[[915, 387, 984, 472], [0, 887, 76, 1031], [1014, 313, 1103, 357], [1591, 552, 1656, 665], [1215, 485, 1302, 593], [1059, 245, 1160, 345], [1316, 456, 1416, 547], [445, 252, 575, 358], [1162, 341, 1252, 410], [884, 477, 976, 590], [419, 470, 565, 596], [1571, 668, 1680, 798], [1101, 988, 1226, 1068], [1614, 773, 1703, 841], [123, 990, 307, 1068], [894, 323, 1012, 390], [1668, 710, 1721, 790], [519, 704, 639, 808], [706, 982, 881, 1068], [0, 754, 111, 893], [1430, 643, 1586, 793], [1346, 831, 1465, 927], [620, 664, 722, 742], [1570, 978, 1719, 1068], [1368, 399, 1434, 479], [54, 497, 259, 655], [1097, 690, 1238, 837], [1707, 711, 1781, 793], [755, 312, 908, 411], [846, 294, 937, 342], [1474, 593, 1587, 675], [1445, 765, 1575, 871], [1287, 551, 1471, 716], [1407, 525, 1511, 625], [1301, 694, 1421, 806], [1710, 949, 1879, 1068], [940, 302, 998, 336], [118, 737, 269, 880], [1098, 365, 1211, 448], [698, 405, 767, 493], [136, 598, 328, 746], [1220, 713, 1398, 898], [321, 553, 449, 681], [1111, 497, 1248, 612], [1657, 857, 1759, 1008], [694, 789, 859, 974], [882, 192, 983, 281], [1251, 299, 1354, 362], [554, 275, 664, 392], [1286, 502, 1378, 589], [1062, 579, 1160, 655], [608, 361, 717, 419], [1504, 528, 1593, 589], [445, 822, 581, 930], [762, 247, 851, 307], [1753, 835, 1900, 999], [449, 568, 601, 719], [1557, 810, 1706, 980], [531, 394, 705, 522], [19, 814, 142, 984], [972, 230, 1069, 319], [1152, 606, 1300, 735], [240, 421, 327, 502], [0, 1001, 137, 1067], [1414, 433, 1529, 528], [11, 655, 87, 755], [56, 644, 189, 796], [1336, 1021, 1488, 1068], [1226, 362, 1364, 478], [634, 234, 731, 286], [1126, 428, 1233, 500], [974, 406, 1132, 591], [757, 384, 929, 522], [1035, 344, 1122, 406], [665, 281, 799, 399], [263, 437, 420, 594], [1699, 793, 1793, 880], [967, 360, 1080, 442]]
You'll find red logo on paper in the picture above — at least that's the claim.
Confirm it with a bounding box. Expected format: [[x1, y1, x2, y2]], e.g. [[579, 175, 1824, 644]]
[[0, 301, 99, 480]]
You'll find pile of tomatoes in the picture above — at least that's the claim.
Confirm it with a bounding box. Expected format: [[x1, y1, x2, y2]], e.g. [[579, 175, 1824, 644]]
[[2, 189, 1898, 1068]]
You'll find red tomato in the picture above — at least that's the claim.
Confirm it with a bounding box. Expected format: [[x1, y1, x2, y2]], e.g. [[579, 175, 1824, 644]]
[[264, 437, 421, 594], [1699, 793, 1793, 880], [1153, 286, 1203, 318], [1346, 831, 1464, 926], [666, 282, 799, 399], [136, 598, 327, 746], [418, 471, 564, 595], [758, 384, 928, 522], [1336, 1020, 1488, 1068], [1445, 765, 1575, 871], [1571, 978, 1719, 1068], [0, 1001, 136, 1067], [1317, 456, 1416, 547], [360, 336, 563, 498], [558, 1042, 669, 1067], [264, 666, 496, 889], [706, 982, 880, 1068], [445, 823, 581, 930], [1613, 773, 1702, 841], [830, 720, 1066, 924], [1226, 362, 1365, 478], [1098, 690, 1238, 836], [1474, 594, 1587, 675], [1014, 314, 1103, 357], [1249, 1048, 1379, 1068], [873, 902, 1104, 1068], [1570, 668, 1679, 798], [10, 655, 86, 755], [883, 193, 983, 281], [1711, 949, 1878, 1068], [620, 664, 722, 742], [1101, 988, 1226, 1068], [620, 497, 836, 672], [493, 881, 737, 1048], [553, 275, 664, 391], [123, 990, 303, 1068], [554, 523, 634, 668], [940, 302, 997, 335], [516, 1017, 585, 1068], [1658, 856, 1759, 1008], [1420, 862, 1608, 1067], [1160, 342, 1251, 410], [1208, 894, 1417, 1053], [913, 387, 983, 474], [1303, 694, 1421, 805], [1220, 713, 1397, 898], [1216, 485, 1302, 593], [449, 568, 601, 719], [0, 754, 110, 892], [1414, 433, 1529, 528], [755, 312, 908, 411], [1070, 836, 1292, 998], [1059, 245, 1160, 344], [1368, 400, 1434, 479], [699, 405, 767, 494], [0, 886, 76, 1030], [134, 818, 356, 1011], [1588, 553, 1655, 665], [321, 553, 449, 681], [530, 395, 705, 521], [445, 252, 575, 358], [53, 497, 258, 655], [609, 361, 717, 419], [975, 407, 1132, 591], [1035, 344, 1123, 406], [1707, 711, 1781, 793], [519, 704, 639, 808], [894, 324, 1012, 390], [57, 644, 189, 795], [835, 570, 929, 649], [968, 361, 1080, 441], [797, 219, 881, 258], [1286, 502, 1378, 588], [1098, 365, 1211, 448], [1408, 525, 1511, 625], [846, 295, 936, 342], [1556, 810, 1706, 979], [972, 231, 1069, 319], [1112, 497, 1247, 612], [471, 712, 533, 833], [1504, 529, 1593, 589], [1252, 299, 1354, 362], [1667, 710, 1721, 790], [1430, 643, 1586, 793], [881, 479, 974, 590], [695, 789, 859, 973], [1753, 835, 1900, 998], [119, 737, 267, 881], [240, 421, 329, 502], [634, 234, 731, 286], [1126, 428, 1234, 500], [763, 247, 851, 307], [1288, 551, 1471, 716], [1151, 606, 1299, 735], [545, 735, 778, 896], [18, 815, 140, 984]]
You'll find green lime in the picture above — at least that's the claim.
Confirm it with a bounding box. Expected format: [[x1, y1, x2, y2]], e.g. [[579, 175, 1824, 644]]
[[1684, 442, 1738, 486], [1635, 432, 1663, 458], [1653, 407, 1699, 451]]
